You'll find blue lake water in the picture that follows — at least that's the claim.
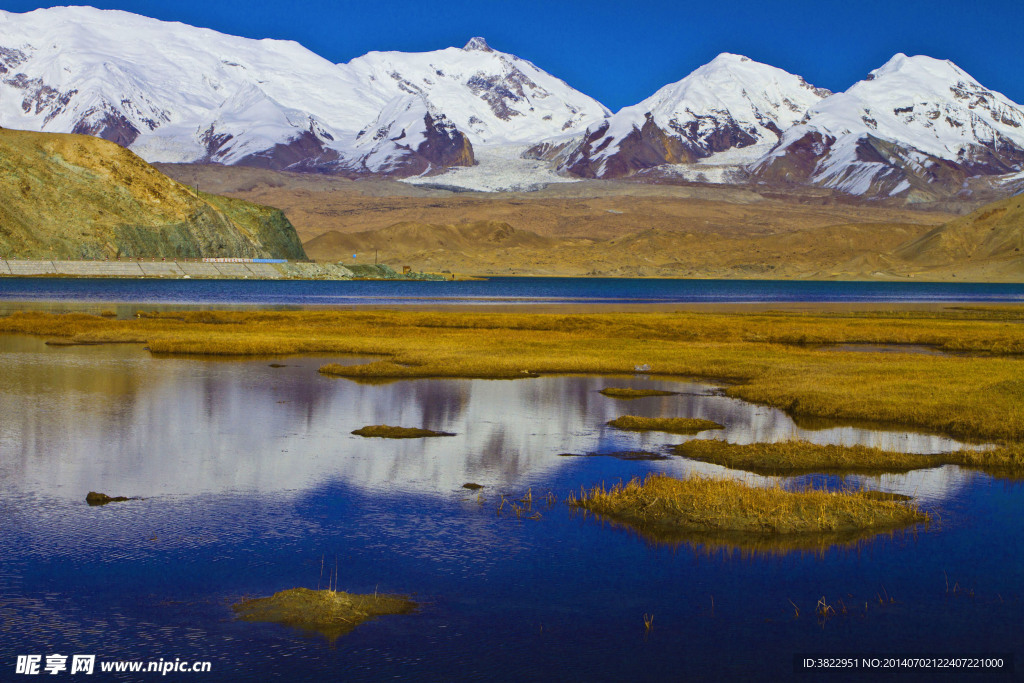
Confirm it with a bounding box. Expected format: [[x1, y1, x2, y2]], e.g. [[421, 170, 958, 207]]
[[0, 335, 1020, 681], [2, 276, 1024, 307]]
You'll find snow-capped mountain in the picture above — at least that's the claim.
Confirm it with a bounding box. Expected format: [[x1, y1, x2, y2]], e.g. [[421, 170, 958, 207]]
[[2, 6, 1023, 198], [339, 37, 610, 146], [0, 6, 605, 176], [559, 54, 831, 179], [752, 54, 1024, 197], [335, 96, 474, 176]]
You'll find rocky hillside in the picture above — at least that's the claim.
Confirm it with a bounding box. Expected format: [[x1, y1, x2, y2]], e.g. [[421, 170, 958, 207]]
[[0, 128, 306, 259]]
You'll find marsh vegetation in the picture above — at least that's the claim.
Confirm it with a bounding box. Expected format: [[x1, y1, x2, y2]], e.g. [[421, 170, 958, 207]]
[[233, 587, 416, 640], [673, 440, 1024, 476], [568, 474, 928, 538], [351, 425, 455, 438], [607, 415, 723, 434]]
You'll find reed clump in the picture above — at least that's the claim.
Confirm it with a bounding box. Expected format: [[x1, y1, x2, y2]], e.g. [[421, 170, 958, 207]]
[[673, 440, 1024, 477], [233, 587, 416, 640], [599, 387, 678, 399], [351, 425, 455, 438], [568, 473, 928, 536], [607, 416, 723, 434]]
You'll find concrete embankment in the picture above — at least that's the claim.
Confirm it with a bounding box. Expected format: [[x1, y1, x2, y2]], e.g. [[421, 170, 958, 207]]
[[0, 259, 359, 279]]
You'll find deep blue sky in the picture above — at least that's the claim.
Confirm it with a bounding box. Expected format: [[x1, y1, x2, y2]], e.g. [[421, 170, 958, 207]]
[[4, 0, 1022, 110]]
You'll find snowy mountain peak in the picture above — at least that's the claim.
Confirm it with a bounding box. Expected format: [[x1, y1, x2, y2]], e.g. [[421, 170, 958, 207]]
[[706, 52, 752, 65], [754, 54, 1024, 197], [869, 53, 963, 80], [561, 54, 829, 178], [463, 37, 493, 52], [0, 6, 606, 176], [339, 39, 609, 144]]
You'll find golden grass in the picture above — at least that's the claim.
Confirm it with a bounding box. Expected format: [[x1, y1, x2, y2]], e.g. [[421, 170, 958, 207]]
[[607, 416, 723, 434], [233, 587, 415, 640], [568, 474, 928, 537], [673, 440, 1024, 476], [351, 425, 455, 438], [2, 307, 1023, 443], [673, 441, 940, 475], [599, 387, 678, 398]]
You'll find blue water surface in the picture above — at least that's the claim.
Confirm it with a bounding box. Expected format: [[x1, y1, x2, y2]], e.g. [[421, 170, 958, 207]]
[[1, 276, 1024, 306], [0, 337, 1020, 681]]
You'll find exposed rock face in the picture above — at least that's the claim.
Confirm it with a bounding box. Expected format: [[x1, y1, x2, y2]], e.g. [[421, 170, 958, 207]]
[[565, 116, 698, 178], [233, 130, 338, 172], [561, 53, 829, 179], [329, 97, 475, 177], [71, 107, 142, 147], [418, 112, 475, 168]]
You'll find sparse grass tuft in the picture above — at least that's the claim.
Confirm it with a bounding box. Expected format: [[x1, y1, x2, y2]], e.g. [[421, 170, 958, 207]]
[[568, 473, 928, 537], [599, 387, 678, 399], [233, 587, 415, 640], [85, 491, 136, 506], [607, 416, 723, 434], [351, 425, 455, 438]]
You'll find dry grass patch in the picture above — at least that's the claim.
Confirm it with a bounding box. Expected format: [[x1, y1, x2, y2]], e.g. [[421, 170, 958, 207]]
[[673, 440, 1024, 477], [233, 587, 416, 640], [569, 474, 928, 537], [673, 441, 943, 475], [607, 416, 723, 434], [351, 425, 455, 438]]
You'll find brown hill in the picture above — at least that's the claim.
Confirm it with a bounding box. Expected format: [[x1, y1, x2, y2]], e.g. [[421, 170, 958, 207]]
[[0, 129, 305, 259], [160, 163, 1017, 280], [306, 218, 936, 279], [305, 220, 556, 261], [894, 194, 1024, 271], [155, 163, 956, 243]]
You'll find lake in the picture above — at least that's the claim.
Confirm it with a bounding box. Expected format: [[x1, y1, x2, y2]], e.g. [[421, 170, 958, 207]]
[[0, 334, 1019, 680], [2, 276, 1024, 308]]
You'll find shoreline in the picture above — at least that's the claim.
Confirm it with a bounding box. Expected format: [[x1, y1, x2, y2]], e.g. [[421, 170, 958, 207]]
[[2, 297, 1023, 316]]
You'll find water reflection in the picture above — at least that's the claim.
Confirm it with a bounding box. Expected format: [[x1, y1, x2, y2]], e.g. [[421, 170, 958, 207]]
[[0, 335, 982, 502], [576, 509, 922, 557]]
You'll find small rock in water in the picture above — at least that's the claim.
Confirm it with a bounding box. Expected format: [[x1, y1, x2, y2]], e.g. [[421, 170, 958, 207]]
[[462, 483, 484, 490]]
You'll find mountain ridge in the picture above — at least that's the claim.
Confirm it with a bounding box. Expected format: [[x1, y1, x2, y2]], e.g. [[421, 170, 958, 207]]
[[1, 7, 1022, 199]]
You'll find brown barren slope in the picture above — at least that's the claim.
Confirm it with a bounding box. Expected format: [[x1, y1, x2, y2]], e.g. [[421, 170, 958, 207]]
[[888, 194, 1024, 280], [154, 163, 1002, 279]]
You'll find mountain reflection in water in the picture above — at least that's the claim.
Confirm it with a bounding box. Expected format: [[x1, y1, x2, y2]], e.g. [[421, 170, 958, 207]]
[[0, 335, 979, 503]]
